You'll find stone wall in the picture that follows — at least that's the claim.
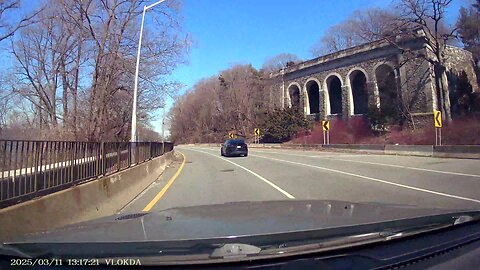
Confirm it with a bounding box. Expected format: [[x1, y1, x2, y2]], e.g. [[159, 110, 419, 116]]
[[401, 56, 434, 113], [445, 46, 479, 93]]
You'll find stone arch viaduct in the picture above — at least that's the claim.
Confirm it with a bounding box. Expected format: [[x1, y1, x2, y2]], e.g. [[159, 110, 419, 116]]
[[270, 33, 478, 123]]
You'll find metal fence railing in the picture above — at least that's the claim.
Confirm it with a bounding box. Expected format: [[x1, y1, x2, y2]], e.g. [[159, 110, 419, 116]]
[[0, 140, 174, 208]]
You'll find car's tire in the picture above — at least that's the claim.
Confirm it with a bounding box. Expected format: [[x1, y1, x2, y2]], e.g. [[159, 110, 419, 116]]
[[220, 149, 224, 156], [244, 152, 248, 157]]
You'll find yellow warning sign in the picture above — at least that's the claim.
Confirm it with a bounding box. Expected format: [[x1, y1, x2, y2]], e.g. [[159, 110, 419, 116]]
[[322, 121, 330, 131], [434, 110, 442, 128]]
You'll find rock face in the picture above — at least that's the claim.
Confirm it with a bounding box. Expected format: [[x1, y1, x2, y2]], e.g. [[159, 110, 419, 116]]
[[268, 35, 478, 124]]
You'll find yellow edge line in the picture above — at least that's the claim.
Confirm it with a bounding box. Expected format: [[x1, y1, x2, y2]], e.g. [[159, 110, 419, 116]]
[[142, 151, 186, 212]]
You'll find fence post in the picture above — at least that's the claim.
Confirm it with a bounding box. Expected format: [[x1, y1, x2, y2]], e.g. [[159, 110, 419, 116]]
[[38, 141, 45, 196], [69, 142, 74, 183], [101, 142, 106, 176], [33, 141, 39, 194], [136, 143, 139, 165], [128, 143, 132, 167], [95, 142, 100, 177], [117, 143, 121, 172], [149, 142, 152, 160]]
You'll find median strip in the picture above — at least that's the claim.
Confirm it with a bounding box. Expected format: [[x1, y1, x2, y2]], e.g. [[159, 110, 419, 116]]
[[143, 151, 186, 212]]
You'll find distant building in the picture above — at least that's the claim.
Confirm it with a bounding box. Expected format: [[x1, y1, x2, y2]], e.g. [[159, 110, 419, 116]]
[[269, 30, 478, 124]]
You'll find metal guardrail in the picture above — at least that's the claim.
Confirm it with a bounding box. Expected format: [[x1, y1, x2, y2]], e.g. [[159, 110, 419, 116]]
[[0, 140, 174, 208]]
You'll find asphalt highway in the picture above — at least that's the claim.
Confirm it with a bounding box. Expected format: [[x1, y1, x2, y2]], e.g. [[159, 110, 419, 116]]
[[121, 146, 480, 214]]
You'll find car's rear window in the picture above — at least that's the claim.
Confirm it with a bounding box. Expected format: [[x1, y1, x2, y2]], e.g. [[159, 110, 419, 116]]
[[226, 140, 245, 144]]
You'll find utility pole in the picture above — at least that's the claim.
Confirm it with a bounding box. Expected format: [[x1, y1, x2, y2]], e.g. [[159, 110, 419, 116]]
[[281, 67, 285, 109]]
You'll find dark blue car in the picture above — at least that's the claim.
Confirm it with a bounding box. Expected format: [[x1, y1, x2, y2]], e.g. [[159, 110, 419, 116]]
[[220, 139, 248, 157]]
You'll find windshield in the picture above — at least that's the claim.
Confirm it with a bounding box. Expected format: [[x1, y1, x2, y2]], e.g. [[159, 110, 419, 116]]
[[1, 0, 480, 265]]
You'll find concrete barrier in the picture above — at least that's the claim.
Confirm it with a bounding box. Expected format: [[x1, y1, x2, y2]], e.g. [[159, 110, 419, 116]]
[[433, 145, 480, 159], [0, 151, 176, 242], [385, 145, 434, 157], [184, 143, 479, 159], [194, 143, 219, 147], [251, 144, 321, 150], [323, 144, 385, 153]]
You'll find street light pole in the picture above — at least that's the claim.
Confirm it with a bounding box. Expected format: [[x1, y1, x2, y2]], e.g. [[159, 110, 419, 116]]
[[131, 0, 168, 142], [281, 67, 285, 109], [161, 106, 165, 141]]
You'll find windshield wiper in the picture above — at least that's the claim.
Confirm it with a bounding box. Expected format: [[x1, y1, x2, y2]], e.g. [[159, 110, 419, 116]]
[[0, 244, 32, 258]]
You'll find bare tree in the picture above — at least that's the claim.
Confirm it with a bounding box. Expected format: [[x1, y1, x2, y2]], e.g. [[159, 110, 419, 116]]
[[0, 85, 12, 135], [311, 20, 361, 56], [261, 53, 301, 73], [12, 9, 66, 128], [78, 0, 188, 141], [169, 64, 268, 143], [6, 0, 189, 141], [0, 0, 43, 43], [310, 8, 398, 56], [351, 8, 400, 42], [382, 0, 458, 121]]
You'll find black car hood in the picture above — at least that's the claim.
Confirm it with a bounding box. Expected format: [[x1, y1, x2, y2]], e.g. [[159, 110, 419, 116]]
[[14, 200, 475, 243]]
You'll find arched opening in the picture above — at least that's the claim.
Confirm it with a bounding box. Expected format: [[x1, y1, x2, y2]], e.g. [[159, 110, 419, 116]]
[[326, 76, 343, 115], [375, 64, 398, 117], [306, 80, 320, 114], [349, 70, 369, 115], [288, 84, 301, 110]]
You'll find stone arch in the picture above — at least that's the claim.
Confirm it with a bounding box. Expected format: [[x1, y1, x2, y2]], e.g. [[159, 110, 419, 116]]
[[375, 64, 399, 117], [324, 73, 344, 115], [304, 78, 321, 114], [287, 82, 301, 110], [373, 62, 398, 78], [348, 69, 369, 115], [347, 67, 370, 83]]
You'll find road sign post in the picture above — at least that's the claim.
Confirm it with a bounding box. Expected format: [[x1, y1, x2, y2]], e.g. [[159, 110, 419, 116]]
[[322, 120, 330, 145], [254, 128, 260, 144], [434, 110, 442, 146]]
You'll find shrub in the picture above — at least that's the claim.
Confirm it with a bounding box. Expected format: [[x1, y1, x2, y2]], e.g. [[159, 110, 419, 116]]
[[260, 107, 312, 143], [291, 117, 374, 144], [291, 114, 480, 145]]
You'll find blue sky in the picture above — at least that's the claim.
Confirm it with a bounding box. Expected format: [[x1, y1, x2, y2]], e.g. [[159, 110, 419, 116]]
[[170, 0, 391, 90], [0, 0, 466, 135], [155, 0, 467, 134]]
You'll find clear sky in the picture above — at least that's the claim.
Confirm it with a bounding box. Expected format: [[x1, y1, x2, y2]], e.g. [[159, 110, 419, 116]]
[[154, 0, 467, 134]]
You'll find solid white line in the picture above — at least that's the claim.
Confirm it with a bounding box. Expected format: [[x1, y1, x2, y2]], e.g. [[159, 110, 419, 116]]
[[248, 153, 480, 204], [249, 149, 480, 178], [333, 158, 480, 178], [186, 148, 295, 199]]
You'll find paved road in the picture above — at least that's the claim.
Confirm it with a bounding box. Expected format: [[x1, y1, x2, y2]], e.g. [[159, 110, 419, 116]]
[[121, 146, 480, 214]]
